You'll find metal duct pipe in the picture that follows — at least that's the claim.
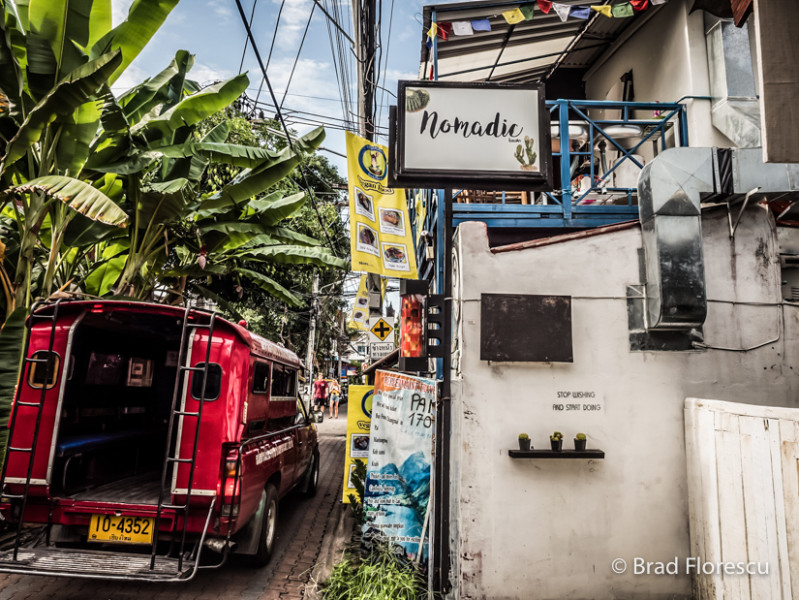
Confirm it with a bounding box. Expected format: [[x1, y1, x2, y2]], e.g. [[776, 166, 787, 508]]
[[638, 148, 715, 330]]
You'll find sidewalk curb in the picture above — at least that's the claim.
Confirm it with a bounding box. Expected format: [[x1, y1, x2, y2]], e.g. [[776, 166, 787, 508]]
[[304, 499, 356, 599]]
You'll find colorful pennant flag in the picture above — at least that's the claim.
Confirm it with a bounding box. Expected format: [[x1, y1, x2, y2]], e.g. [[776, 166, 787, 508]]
[[471, 18, 492, 31], [553, 3, 571, 21], [630, 0, 649, 9], [570, 6, 591, 18], [452, 21, 474, 35], [612, 2, 634, 16], [427, 22, 438, 39], [519, 3, 536, 20], [438, 22, 452, 40], [502, 8, 526, 24], [591, 5, 613, 17], [537, 0, 553, 13]]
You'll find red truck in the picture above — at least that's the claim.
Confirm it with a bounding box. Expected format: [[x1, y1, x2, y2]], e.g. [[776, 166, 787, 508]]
[[0, 300, 320, 581]]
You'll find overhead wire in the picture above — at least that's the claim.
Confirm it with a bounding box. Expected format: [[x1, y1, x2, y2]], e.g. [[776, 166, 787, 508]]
[[252, 0, 287, 108], [237, 0, 259, 74], [279, 3, 317, 110], [233, 0, 341, 257]]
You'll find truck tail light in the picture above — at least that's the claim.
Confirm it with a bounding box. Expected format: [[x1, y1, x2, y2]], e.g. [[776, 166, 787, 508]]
[[220, 446, 241, 518]]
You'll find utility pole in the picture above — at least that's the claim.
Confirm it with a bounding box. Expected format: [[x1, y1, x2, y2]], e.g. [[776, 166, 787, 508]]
[[305, 271, 319, 392], [353, 0, 383, 321]]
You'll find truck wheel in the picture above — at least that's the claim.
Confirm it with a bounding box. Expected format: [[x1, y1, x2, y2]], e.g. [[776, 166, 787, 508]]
[[304, 450, 320, 497], [252, 483, 278, 567]]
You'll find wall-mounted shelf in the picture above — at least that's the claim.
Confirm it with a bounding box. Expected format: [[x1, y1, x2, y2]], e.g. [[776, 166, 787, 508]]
[[509, 449, 605, 459]]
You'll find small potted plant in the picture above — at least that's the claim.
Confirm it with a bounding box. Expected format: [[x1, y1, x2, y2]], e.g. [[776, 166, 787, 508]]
[[518, 433, 531, 451], [550, 431, 564, 451], [574, 432, 587, 451]]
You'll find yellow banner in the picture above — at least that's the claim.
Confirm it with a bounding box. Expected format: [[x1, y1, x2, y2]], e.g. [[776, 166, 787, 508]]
[[348, 275, 370, 330], [342, 385, 373, 503], [346, 132, 418, 279]]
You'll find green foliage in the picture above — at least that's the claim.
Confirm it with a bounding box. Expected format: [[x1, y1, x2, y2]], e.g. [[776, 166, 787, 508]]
[[576, 433, 586, 440], [518, 432, 529, 440], [320, 544, 426, 600], [550, 431, 563, 441], [0, 307, 25, 471]]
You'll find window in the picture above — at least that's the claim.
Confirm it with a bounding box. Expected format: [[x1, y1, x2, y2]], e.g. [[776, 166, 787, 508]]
[[127, 357, 154, 387], [252, 361, 270, 394], [190, 363, 222, 401], [270, 365, 296, 397], [27, 351, 60, 390], [85, 352, 124, 385]]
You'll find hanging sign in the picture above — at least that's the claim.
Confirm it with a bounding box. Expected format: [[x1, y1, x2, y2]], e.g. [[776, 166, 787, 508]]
[[389, 81, 552, 191], [348, 275, 370, 331], [362, 370, 437, 562], [346, 132, 419, 279], [342, 385, 373, 503]]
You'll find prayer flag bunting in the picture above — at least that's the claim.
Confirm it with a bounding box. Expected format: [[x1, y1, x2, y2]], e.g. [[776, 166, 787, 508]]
[[438, 22, 452, 40], [651, 0, 667, 4], [553, 3, 571, 21], [452, 20, 474, 35], [471, 18, 492, 31], [612, 2, 634, 16], [537, 0, 553, 13], [426, 37, 432, 49], [570, 6, 591, 18], [519, 3, 536, 19], [591, 5, 613, 17], [630, 0, 649, 9], [427, 22, 438, 39], [502, 8, 526, 24]]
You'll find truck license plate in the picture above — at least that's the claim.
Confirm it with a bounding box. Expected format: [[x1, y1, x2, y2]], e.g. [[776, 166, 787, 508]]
[[88, 514, 154, 544]]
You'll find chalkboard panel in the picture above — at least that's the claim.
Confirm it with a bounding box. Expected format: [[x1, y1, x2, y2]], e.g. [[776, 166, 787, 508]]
[[480, 294, 572, 362]]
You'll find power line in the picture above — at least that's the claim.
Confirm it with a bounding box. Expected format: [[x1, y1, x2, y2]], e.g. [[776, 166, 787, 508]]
[[311, 0, 356, 46], [280, 3, 317, 110], [237, 0, 259, 74], [234, 0, 342, 257]]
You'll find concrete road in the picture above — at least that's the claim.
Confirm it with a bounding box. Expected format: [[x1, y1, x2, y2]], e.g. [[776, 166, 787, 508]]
[[0, 407, 348, 600]]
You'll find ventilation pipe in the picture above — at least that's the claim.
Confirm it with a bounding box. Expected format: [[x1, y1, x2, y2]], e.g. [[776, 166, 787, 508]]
[[638, 146, 799, 331]]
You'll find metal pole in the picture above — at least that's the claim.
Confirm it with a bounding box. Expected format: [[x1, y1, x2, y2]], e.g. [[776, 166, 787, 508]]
[[305, 272, 319, 395]]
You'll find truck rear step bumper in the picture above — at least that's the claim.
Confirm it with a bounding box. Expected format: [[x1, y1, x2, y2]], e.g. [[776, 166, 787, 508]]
[[0, 547, 197, 581]]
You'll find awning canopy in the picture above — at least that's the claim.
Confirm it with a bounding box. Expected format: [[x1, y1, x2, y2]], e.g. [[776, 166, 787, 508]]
[[419, 0, 663, 84]]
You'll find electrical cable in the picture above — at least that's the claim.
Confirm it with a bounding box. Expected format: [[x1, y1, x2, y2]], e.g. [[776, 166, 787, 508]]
[[376, 0, 395, 130], [252, 0, 286, 109], [234, 0, 341, 257], [237, 0, 259, 75], [279, 3, 317, 110]]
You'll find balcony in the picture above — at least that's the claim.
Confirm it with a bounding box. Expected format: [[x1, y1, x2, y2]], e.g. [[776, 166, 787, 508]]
[[409, 99, 690, 285]]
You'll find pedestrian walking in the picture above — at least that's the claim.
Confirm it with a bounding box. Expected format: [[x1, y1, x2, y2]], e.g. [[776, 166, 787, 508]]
[[312, 373, 329, 413], [329, 379, 341, 419]]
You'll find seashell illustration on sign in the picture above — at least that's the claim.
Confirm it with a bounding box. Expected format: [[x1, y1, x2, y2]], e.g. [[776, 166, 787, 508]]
[[405, 88, 430, 113]]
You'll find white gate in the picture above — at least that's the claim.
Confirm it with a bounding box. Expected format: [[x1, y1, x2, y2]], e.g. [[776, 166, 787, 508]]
[[685, 398, 799, 600]]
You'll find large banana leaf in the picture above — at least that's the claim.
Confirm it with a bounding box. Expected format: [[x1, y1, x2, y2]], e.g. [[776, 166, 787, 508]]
[[134, 74, 249, 140], [118, 49, 193, 123], [83, 253, 124, 295], [199, 221, 267, 253], [239, 244, 348, 269], [157, 141, 279, 169], [254, 191, 306, 227], [263, 227, 321, 246], [2, 49, 122, 169], [0, 6, 25, 115], [89, 0, 179, 86], [62, 212, 123, 246], [28, 0, 98, 80], [54, 99, 101, 176], [196, 127, 325, 216], [237, 267, 301, 307], [161, 262, 229, 278], [137, 178, 191, 224], [7, 175, 127, 226], [0, 307, 26, 471]]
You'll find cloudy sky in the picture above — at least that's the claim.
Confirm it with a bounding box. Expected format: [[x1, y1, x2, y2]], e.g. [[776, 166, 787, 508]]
[[110, 0, 429, 174]]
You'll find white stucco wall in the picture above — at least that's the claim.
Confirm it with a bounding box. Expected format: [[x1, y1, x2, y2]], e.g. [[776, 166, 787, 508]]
[[584, 0, 733, 150], [448, 207, 798, 600]]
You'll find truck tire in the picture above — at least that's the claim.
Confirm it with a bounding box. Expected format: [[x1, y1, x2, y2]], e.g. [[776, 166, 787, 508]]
[[252, 483, 279, 567], [304, 450, 320, 497]]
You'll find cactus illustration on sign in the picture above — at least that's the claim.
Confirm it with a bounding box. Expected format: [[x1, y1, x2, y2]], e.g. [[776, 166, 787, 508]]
[[514, 135, 538, 171]]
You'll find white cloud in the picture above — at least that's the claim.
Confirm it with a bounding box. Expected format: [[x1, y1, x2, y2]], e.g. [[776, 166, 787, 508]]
[[209, 1, 234, 21], [110, 0, 135, 26], [111, 63, 147, 96], [272, 0, 315, 47], [190, 63, 235, 87]]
